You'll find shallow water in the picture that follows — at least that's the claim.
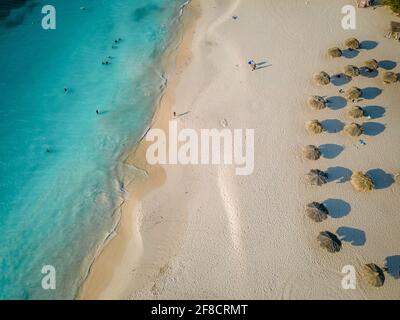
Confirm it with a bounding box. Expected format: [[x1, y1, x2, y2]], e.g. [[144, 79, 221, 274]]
[[0, 0, 186, 299]]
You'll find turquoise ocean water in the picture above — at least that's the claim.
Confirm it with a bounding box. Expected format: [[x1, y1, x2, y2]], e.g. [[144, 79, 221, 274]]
[[0, 0, 187, 299]]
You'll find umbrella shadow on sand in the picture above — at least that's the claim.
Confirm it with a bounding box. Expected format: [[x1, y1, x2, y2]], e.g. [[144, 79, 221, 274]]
[[362, 122, 386, 136], [323, 199, 351, 218], [362, 87, 382, 100], [379, 60, 397, 70], [366, 169, 394, 189], [337, 226, 366, 246], [363, 106, 385, 119], [360, 40, 378, 50], [360, 68, 379, 78], [326, 96, 347, 110], [330, 74, 352, 86], [319, 144, 344, 159], [385, 256, 400, 279], [321, 119, 345, 133], [326, 166, 352, 183], [342, 49, 359, 59]]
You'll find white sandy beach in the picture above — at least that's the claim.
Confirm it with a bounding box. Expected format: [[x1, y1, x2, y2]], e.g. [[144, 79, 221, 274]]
[[81, 0, 400, 299]]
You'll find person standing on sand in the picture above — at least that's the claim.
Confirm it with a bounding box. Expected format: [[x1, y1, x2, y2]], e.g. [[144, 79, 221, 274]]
[[248, 60, 256, 71]]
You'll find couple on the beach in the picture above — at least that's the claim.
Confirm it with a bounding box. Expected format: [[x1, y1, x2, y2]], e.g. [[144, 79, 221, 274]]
[[248, 60, 257, 71]]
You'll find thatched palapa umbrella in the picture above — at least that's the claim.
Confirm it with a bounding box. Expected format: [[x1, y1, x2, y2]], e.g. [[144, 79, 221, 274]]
[[303, 145, 321, 160], [317, 231, 342, 253], [344, 65, 360, 77], [345, 37, 360, 50], [344, 87, 362, 101], [344, 123, 363, 137], [395, 172, 400, 185], [314, 71, 331, 86], [306, 202, 329, 222], [362, 263, 385, 287], [307, 96, 327, 111], [382, 71, 398, 84], [364, 59, 379, 71], [306, 169, 328, 186], [346, 106, 364, 119], [328, 47, 342, 58], [351, 171, 374, 192], [305, 120, 324, 135]]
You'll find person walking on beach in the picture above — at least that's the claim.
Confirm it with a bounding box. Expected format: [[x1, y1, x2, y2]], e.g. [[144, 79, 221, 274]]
[[248, 60, 257, 71]]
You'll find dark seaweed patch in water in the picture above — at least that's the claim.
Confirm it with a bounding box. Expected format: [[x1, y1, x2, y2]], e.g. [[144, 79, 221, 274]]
[[132, 4, 163, 22], [1, 0, 39, 29], [0, 0, 31, 20]]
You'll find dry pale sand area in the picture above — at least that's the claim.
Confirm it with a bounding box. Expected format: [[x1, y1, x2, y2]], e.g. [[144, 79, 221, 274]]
[[81, 0, 400, 299]]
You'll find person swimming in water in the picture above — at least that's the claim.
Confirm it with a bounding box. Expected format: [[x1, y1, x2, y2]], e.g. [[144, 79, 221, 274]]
[[96, 109, 99, 115], [64, 87, 68, 92]]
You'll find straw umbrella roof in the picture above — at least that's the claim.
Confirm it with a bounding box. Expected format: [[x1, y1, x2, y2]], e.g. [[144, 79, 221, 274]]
[[346, 106, 364, 119], [395, 173, 400, 185], [317, 231, 342, 253], [306, 202, 329, 222], [302, 145, 321, 160], [328, 47, 342, 58], [305, 120, 324, 135], [351, 171, 374, 192], [362, 263, 385, 287], [307, 96, 327, 111], [344, 87, 362, 101], [364, 59, 379, 71], [382, 71, 398, 84], [344, 123, 363, 137], [345, 37, 360, 50], [314, 71, 331, 86], [344, 65, 360, 77], [306, 169, 328, 186]]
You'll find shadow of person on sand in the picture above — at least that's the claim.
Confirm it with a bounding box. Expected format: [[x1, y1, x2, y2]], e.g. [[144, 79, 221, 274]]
[[379, 60, 397, 70], [323, 199, 351, 218], [362, 122, 386, 136], [366, 169, 394, 189], [319, 144, 344, 159], [385, 256, 400, 279], [321, 119, 345, 133], [326, 166, 353, 183], [363, 106, 385, 119], [326, 96, 347, 110], [255, 61, 272, 70], [337, 226, 366, 246]]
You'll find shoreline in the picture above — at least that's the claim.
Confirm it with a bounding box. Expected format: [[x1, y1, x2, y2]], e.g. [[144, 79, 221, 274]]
[[78, 0, 201, 299]]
